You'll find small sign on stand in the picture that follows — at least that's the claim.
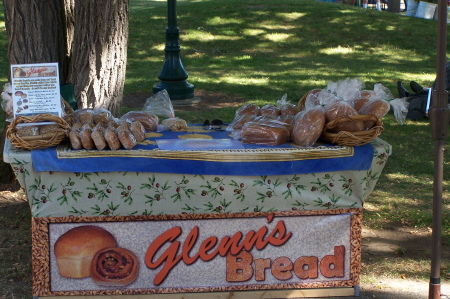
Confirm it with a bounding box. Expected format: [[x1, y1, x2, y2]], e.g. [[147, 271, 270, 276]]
[[11, 63, 62, 118]]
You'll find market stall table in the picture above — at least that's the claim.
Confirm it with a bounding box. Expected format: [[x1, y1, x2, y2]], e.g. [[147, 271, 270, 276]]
[[3, 128, 391, 298]]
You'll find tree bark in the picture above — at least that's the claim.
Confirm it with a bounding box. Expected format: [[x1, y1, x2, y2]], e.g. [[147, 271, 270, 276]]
[[2, 0, 69, 82], [68, 0, 129, 117]]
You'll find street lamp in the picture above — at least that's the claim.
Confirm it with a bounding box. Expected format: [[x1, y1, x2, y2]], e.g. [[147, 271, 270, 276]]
[[153, 0, 194, 100]]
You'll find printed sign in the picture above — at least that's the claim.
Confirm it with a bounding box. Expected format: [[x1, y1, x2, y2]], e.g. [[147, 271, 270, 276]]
[[11, 63, 61, 118], [32, 209, 362, 296]]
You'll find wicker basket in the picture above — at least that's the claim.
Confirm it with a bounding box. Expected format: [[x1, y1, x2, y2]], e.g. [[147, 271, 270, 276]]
[[320, 114, 384, 146], [6, 113, 72, 150]]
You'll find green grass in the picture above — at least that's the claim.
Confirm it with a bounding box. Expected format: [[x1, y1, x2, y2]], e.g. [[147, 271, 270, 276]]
[[0, 0, 449, 296]]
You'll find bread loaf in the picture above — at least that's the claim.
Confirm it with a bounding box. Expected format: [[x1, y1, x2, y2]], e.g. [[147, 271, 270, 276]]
[[260, 104, 281, 116], [235, 103, 260, 117], [241, 122, 289, 146], [291, 106, 326, 147], [325, 101, 363, 132], [357, 99, 390, 129], [280, 103, 300, 116], [227, 114, 257, 131], [121, 111, 158, 131], [54, 225, 117, 278]]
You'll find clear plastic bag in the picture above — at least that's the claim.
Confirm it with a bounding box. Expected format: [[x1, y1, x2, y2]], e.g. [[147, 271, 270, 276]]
[[327, 78, 364, 102], [1, 83, 13, 121], [142, 89, 175, 118]]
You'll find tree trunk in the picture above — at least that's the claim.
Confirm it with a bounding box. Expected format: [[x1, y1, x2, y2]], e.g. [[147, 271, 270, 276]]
[[2, 0, 69, 82], [68, 0, 129, 117], [1, 0, 69, 184]]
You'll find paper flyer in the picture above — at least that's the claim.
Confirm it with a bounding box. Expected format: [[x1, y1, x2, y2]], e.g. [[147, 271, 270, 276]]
[[11, 63, 62, 118]]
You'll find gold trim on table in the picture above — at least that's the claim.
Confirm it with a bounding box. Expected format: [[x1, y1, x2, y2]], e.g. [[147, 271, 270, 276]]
[[56, 143, 354, 162]]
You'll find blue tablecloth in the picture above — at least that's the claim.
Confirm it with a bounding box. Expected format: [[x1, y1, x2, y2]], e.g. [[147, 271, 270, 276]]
[[31, 127, 374, 176]]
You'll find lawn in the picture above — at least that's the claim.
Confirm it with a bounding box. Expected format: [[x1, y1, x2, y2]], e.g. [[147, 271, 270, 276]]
[[0, 0, 449, 297]]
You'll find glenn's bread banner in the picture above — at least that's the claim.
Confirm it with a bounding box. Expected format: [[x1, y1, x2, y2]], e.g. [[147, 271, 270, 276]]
[[32, 209, 361, 296]]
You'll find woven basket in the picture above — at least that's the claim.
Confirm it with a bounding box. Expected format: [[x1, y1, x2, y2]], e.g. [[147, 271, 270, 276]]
[[6, 113, 72, 150], [321, 114, 384, 146]]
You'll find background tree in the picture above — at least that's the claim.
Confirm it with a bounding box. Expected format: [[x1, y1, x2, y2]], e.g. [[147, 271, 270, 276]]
[[0, 0, 129, 184]]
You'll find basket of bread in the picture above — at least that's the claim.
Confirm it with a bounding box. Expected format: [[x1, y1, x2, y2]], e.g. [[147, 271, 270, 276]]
[[6, 99, 75, 150], [227, 78, 408, 147]]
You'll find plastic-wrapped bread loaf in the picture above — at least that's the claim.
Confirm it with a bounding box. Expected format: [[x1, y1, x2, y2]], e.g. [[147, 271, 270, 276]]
[[291, 106, 326, 147], [260, 104, 281, 116], [324, 101, 363, 132], [120, 111, 159, 131], [235, 103, 260, 117], [357, 99, 390, 130], [241, 121, 290, 146]]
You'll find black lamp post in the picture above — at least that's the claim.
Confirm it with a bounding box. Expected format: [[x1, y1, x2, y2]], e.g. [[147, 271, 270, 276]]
[[153, 0, 194, 100]]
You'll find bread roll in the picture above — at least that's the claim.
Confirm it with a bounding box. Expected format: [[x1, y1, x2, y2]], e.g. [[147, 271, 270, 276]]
[[104, 128, 121, 150], [91, 130, 108, 150], [78, 124, 95, 150], [91, 247, 139, 287], [241, 122, 289, 146], [291, 106, 326, 147], [69, 131, 83, 150], [357, 99, 390, 129], [129, 121, 146, 142], [92, 108, 112, 124], [54, 225, 117, 278], [325, 101, 363, 132], [117, 126, 137, 150]]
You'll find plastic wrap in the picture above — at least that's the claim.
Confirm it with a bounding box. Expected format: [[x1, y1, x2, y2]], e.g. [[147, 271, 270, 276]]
[[291, 106, 326, 147], [241, 121, 290, 146], [120, 111, 159, 132], [142, 89, 175, 118], [235, 103, 260, 117], [277, 93, 300, 115], [389, 98, 409, 125], [305, 89, 340, 109], [1, 83, 13, 121], [327, 78, 364, 102], [226, 114, 257, 131], [160, 117, 188, 131], [260, 104, 281, 116]]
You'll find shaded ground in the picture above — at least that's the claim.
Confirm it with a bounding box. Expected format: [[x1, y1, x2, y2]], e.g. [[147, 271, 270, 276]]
[[1, 90, 449, 298]]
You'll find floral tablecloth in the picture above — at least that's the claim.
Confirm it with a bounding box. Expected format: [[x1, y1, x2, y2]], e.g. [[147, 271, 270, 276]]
[[3, 138, 391, 218]]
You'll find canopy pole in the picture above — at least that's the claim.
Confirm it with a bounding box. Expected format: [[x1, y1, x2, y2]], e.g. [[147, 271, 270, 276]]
[[429, 0, 449, 296]]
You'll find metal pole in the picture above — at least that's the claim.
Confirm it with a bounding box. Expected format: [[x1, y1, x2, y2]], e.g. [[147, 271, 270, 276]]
[[153, 0, 194, 100], [428, 0, 449, 296]]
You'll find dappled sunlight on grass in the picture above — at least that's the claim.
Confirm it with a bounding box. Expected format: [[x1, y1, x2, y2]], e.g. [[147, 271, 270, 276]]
[[264, 33, 293, 42], [320, 46, 354, 55], [206, 16, 243, 26], [277, 12, 306, 20]]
